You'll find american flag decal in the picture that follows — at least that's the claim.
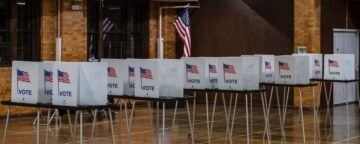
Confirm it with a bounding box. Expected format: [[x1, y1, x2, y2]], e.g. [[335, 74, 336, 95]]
[[279, 62, 290, 70], [315, 59, 320, 67], [44, 70, 53, 82], [329, 59, 339, 67], [265, 61, 272, 69], [108, 67, 117, 77], [17, 69, 31, 83], [140, 67, 153, 79], [57, 70, 70, 84], [209, 64, 217, 73], [223, 64, 236, 74], [128, 66, 135, 77], [186, 63, 199, 74]]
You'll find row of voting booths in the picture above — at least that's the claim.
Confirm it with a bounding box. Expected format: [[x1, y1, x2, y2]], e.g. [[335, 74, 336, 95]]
[[10, 54, 356, 105]]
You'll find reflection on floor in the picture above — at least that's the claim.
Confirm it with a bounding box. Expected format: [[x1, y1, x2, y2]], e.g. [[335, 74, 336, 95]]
[[0, 103, 359, 144]]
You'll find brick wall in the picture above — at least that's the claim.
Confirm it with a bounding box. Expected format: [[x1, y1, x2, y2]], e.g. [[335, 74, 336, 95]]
[[0, 0, 88, 117], [294, 0, 321, 108]]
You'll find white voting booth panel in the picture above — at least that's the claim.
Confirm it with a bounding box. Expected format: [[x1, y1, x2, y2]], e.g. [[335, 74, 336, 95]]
[[11, 61, 41, 104], [125, 59, 137, 96], [101, 59, 128, 95], [293, 53, 323, 79], [39, 62, 54, 103], [134, 59, 184, 98], [218, 57, 260, 90], [52, 62, 108, 106], [324, 54, 355, 80], [254, 55, 275, 83], [275, 55, 310, 84], [182, 57, 219, 89]]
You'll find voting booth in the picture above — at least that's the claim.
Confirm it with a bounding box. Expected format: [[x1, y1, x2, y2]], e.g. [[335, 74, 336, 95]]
[[182, 57, 219, 89], [293, 53, 323, 79], [275, 55, 310, 84], [52, 62, 108, 106], [11, 61, 41, 104], [324, 54, 355, 80], [254, 55, 275, 83], [101, 59, 128, 95], [134, 59, 184, 98], [217, 57, 259, 90]]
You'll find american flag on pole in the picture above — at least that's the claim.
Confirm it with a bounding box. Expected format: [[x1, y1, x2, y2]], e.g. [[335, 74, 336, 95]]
[[140, 67, 153, 79], [44, 70, 53, 82], [315, 59, 320, 67], [58, 70, 71, 84], [17, 69, 31, 83], [279, 62, 290, 70], [108, 67, 117, 77], [223, 64, 236, 74], [329, 59, 339, 67], [128, 66, 135, 77], [209, 64, 217, 73], [186, 63, 199, 73], [173, 8, 191, 57], [265, 61, 272, 69]]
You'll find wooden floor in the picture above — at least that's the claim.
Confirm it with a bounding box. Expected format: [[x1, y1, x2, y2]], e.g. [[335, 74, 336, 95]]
[[1, 103, 360, 144]]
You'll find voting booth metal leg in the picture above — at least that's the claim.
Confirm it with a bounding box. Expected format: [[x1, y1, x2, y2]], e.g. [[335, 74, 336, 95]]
[[298, 88, 306, 143], [245, 94, 250, 144], [209, 93, 218, 141], [45, 109, 51, 144], [192, 92, 197, 131], [324, 82, 333, 130], [260, 91, 271, 144], [313, 85, 320, 142], [229, 93, 239, 144], [345, 83, 350, 137], [169, 101, 179, 143], [80, 111, 83, 144], [147, 101, 154, 144], [275, 86, 285, 138], [126, 101, 136, 144], [119, 100, 123, 144], [205, 92, 211, 144], [156, 102, 159, 144], [186, 100, 195, 144], [263, 86, 274, 141], [108, 108, 116, 144], [67, 110, 74, 143], [2, 106, 10, 144], [74, 110, 78, 138], [222, 93, 231, 144], [162, 102, 165, 144], [357, 82, 360, 109], [90, 109, 98, 144], [36, 108, 40, 144]]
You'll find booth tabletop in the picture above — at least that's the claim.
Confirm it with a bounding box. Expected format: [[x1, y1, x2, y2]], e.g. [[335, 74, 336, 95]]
[[184, 88, 265, 93], [310, 79, 359, 83], [260, 83, 317, 87], [1, 100, 113, 110], [108, 95, 194, 102]]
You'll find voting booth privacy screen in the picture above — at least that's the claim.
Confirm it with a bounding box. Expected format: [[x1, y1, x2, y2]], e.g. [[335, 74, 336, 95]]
[[275, 55, 310, 84], [134, 59, 184, 98], [293, 54, 323, 79], [52, 62, 108, 106], [324, 54, 355, 80], [11, 61, 41, 104], [39, 62, 54, 104], [182, 57, 219, 89], [218, 57, 260, 90], [101, 59, 128, 95], [254, 55, 275, 83], [125, 59, 137, 96]]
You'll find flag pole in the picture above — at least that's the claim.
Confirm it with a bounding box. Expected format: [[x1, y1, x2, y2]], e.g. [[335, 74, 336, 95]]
[[158, 4, 200, 59]]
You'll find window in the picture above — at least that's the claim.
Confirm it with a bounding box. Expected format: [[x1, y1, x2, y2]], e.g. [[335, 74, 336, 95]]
[[87, 0, 149, 60], [0, 0, 40, 66]]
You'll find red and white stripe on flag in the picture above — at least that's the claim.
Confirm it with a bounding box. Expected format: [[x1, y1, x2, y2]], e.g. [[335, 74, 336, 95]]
[[173, 8, 191, 57]]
